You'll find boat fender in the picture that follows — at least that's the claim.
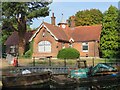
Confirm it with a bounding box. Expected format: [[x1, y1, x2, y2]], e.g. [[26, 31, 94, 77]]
[[22, 69, 31, 74]]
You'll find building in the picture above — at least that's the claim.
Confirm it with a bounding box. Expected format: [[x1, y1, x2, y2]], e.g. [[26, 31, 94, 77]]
[[5, 13, 102, 58]]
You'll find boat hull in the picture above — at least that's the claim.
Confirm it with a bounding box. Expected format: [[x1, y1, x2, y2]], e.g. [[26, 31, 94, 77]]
[[2, 71, 51, 87]]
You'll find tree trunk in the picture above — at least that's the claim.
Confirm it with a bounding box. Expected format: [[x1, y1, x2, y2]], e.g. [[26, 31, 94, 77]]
[[17, 16, 26, 56]]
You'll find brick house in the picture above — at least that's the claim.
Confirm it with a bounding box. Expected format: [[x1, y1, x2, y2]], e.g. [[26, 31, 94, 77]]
[[5, 13, 102, 58]]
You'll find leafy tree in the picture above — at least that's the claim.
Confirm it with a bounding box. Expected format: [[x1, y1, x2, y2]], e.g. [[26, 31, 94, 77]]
[[2, 2, 51, 56], [74, 9, 103, 26], [116, 5, 120, 58], [100, 5, 119, 58]]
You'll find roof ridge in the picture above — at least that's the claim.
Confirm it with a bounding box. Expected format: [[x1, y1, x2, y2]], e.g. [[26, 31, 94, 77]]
[[74, 24, 102, 29]]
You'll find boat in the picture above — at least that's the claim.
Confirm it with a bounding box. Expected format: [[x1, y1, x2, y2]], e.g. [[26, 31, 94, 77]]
[[51, 63, 120, 87], [69, 63, 118, 78], [2, 71, 52, 87]]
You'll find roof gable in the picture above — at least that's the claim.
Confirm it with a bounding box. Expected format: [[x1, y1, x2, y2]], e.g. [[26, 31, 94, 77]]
[[5, 31, 34, 45], [29, 22, 69, 42]]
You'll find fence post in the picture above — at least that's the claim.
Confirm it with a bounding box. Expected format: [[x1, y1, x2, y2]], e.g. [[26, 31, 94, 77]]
[[92, 58, 94, 66], [64, 59, 66, 67], [33, 57, 35, 66], [49, 57, 51, 66]]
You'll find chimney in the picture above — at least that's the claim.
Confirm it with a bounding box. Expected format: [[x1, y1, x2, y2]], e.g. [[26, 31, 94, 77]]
[[70, 16, 75, 27], [51, 12, 56, 25]]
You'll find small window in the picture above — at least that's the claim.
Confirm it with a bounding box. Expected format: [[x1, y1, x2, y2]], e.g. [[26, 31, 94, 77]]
[[10, 46, 15, 53], [38, 41, 51, 53], [62, 43, 65, 49], [69, 43, 73, 48], [82, 42, 88, 52]]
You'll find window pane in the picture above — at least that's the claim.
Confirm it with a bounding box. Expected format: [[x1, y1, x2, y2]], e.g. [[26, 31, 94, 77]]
[[45, 46, 51, 52], [82, 42, 88, 52], [83, 46, 88, 50], [39, 41, 44, 46], [38, 41, 51, 53], [38, 46, 44, 52]]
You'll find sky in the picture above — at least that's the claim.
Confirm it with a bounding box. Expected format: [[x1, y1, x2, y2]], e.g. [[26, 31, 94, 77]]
[[30, 1, 119, 29]]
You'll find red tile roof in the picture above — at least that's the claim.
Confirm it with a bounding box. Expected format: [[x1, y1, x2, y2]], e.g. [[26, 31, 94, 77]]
[[71, 25, 102, 42], [5, 22, 102, 46], [5, 31, 35, 45], [43, 22, 69, 41]]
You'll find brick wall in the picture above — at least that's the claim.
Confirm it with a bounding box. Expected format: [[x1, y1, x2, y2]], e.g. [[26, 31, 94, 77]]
[[72, 41, 99, 57], [32, 27, 100, 58]]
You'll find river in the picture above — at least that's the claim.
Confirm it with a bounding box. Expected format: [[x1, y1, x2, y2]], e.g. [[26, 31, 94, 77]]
[[2, 81, 120, 90]]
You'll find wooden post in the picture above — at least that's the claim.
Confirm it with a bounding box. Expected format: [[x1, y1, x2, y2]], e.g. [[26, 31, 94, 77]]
[[64, 59, 66, 67], [49, 57, 51, 66], [77, 60, 80, 68], [92, 58, 94, 67], [33, 57, 35, 66], [84, 61, 87, 68], [16, 56, 18, 67]]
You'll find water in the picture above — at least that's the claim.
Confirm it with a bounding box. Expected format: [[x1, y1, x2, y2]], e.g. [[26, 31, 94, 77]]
[[2, 81, 120, 90]]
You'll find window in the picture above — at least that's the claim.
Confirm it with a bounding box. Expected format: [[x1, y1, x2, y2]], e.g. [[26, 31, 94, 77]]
[[69, 43, 73, 48], [62, 43, 65, 49], [38, 41, 51, 53], [10, 46, 15, 53], [82, 42, 88, 52]]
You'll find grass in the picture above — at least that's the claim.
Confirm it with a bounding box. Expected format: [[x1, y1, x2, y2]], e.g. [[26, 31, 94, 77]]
[[2, 58, 120, 68], [26, 58, 106, 67]]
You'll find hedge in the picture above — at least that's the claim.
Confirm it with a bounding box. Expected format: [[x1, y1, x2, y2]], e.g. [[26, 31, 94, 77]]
[[57, 48, 80, 59]]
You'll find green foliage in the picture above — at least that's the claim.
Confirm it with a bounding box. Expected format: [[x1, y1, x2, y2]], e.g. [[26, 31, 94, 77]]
[[2, 2, 50, 25], [100, 5, 119, 58], [23, 41, 33, 58], [75, 9, 103, 26], [57, 48, 80, 59], [24, 50, 32, 58], [2, 2, 51, 55]]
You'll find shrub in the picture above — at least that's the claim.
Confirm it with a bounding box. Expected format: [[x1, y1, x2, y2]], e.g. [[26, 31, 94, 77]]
[[24, 50, 32, 58], [57, 48, 80, 59]]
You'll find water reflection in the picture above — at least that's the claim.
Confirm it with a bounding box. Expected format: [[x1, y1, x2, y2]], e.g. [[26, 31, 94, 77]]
[[2, 82, 120, 90]]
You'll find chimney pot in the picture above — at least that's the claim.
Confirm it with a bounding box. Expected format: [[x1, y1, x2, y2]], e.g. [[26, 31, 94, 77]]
[[51, 12, 56, 25]]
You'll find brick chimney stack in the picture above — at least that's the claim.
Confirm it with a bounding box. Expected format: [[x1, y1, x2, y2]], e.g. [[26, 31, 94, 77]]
[[70, 16, 75, 28], [51, 12, 56, 25]]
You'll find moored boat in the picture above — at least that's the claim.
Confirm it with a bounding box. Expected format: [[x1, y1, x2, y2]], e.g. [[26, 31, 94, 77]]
[[51, 63, 120, 87], [2, 71, 52, 87]]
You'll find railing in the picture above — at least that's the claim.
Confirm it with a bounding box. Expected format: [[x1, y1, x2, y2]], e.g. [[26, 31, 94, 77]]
[[14, 66, 77, 75]]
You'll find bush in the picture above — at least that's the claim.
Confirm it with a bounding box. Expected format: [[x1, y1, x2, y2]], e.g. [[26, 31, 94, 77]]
[[57, 48, 80, 59], [24, 50, 32, 58]]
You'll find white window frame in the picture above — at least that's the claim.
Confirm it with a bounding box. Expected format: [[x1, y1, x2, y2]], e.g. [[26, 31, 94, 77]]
[[82, 42, 88, 52], [10, 46, 16, 53], [38, 41, 51, 53]]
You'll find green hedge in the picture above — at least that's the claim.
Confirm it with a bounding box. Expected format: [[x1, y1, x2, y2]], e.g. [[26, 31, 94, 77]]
[[57, 48, 80, 59]]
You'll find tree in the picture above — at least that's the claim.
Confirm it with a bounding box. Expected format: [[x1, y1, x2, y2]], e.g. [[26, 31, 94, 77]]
[[100, 5, 119, 58], [2, 2, 51, 56], [116, 4, 120, 58], [74, 9, 103, 26]]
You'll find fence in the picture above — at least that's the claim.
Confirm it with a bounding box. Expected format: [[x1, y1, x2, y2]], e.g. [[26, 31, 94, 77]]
[[14, 66, 75, 75]]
